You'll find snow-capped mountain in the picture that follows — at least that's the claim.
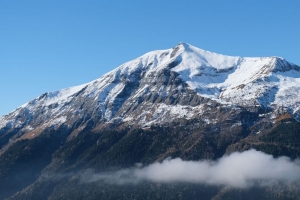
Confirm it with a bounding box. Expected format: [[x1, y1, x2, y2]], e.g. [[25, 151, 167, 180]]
[[1, 42, 300, 150]]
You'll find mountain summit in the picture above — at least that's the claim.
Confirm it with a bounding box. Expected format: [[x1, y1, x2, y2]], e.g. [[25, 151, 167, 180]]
[[1, 43, 300, 145]]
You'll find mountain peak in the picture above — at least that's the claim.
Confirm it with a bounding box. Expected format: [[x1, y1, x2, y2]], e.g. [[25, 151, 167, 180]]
[[177, 42, 192, 49], [272, 56, 300, 72], [1, 43, 300, 142], [175, 42, 216, 55]]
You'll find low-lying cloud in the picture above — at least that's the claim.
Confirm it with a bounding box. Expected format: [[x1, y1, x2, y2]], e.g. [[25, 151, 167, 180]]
[[82, 149, 300, 188]]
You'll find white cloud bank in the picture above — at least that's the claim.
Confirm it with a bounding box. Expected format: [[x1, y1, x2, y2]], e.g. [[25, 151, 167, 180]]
[[82, 149, 300, 188]]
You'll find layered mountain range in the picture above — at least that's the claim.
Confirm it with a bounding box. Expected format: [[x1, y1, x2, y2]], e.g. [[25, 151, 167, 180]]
[[1, 43, 300, 199]]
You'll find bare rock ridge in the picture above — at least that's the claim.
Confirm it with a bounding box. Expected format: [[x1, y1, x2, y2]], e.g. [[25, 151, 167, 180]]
[[1, 42, 300, 151]]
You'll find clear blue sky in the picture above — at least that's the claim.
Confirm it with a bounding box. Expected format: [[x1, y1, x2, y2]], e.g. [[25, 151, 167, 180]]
[[1, 0, 299, 116]]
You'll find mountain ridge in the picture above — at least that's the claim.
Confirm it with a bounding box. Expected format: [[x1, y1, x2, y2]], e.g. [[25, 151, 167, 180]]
[[1, 43, 300, 147]]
